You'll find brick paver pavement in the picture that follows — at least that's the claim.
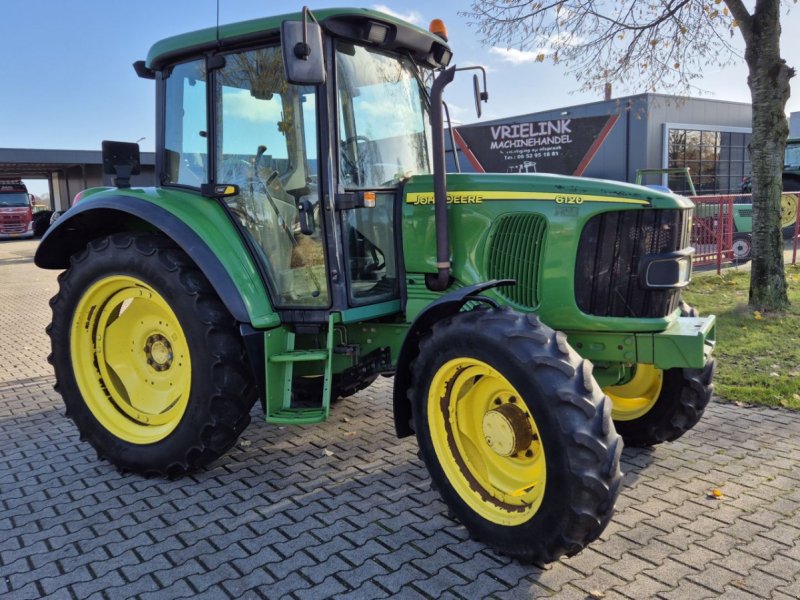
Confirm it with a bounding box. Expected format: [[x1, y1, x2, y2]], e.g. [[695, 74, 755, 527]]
[[1, 238, 799, 599]]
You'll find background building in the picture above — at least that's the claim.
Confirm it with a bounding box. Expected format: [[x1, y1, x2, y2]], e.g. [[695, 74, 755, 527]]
[[449, 93, 753, 195], [0, 148, 155, 211]]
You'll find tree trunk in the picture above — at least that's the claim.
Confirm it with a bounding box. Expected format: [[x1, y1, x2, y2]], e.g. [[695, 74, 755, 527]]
[[746, 0, 792, 310]]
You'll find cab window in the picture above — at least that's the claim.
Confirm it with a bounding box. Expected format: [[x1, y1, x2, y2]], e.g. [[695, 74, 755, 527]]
[[214, 47, 328, 308], [163, 60, 208, 186]]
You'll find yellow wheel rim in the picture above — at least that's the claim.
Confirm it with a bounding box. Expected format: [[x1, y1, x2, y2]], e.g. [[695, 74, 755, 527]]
[[428, 358, 546, 526], [780, 193, 798, 229], [70, 275, 191, 444], [605, 364, 663, 421]]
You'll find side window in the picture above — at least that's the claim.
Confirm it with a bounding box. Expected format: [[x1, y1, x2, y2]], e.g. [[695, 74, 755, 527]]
[[163, 60, 208, 186], [215, 47, 328, 308]]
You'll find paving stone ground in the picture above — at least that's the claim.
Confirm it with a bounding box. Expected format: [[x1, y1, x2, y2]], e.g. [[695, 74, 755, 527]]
[[1, 238, 799, 599]]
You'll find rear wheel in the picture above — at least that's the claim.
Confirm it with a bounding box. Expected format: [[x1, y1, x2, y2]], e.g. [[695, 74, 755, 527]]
[[782, 178, 800, 239], [47, 233, 256, 476], [732, 232, 752, 264], [605, 360, 715, 447], [411, 309, 621, 564]]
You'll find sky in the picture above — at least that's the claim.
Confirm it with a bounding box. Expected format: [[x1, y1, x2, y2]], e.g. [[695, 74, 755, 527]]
[[3, 0, 800, 196]]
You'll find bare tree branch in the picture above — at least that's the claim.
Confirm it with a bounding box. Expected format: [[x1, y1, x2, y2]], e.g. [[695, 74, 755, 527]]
[[461, 1, 740, 96], [462, 0, 797, 309]]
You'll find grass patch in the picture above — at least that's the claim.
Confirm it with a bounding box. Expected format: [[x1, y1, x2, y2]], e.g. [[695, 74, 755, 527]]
[[682, 264, 800, 409]]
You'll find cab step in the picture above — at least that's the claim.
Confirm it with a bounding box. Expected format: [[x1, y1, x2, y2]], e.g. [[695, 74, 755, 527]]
[[264, 315, 335, 425], [269, 349, 329, 363]]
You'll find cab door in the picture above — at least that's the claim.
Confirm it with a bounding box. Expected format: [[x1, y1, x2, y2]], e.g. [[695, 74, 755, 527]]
[[334, 41, 434, 307], [214, 46, 330, 309]]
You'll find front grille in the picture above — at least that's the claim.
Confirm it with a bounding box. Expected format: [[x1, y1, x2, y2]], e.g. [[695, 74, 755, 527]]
[[0, 216, 27, 233], [575, 209, 691, 318], [486, 213, 547, 308]]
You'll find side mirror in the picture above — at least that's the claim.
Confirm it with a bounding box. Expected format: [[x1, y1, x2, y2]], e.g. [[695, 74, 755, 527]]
[[472, 73, 489, 118], [298, 197, 315, 235], [281, 8, 325, 85], [102, 140, 141, 188]]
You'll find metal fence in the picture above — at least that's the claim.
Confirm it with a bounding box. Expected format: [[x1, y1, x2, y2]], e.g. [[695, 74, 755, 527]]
[[689, 192, 800, 274]]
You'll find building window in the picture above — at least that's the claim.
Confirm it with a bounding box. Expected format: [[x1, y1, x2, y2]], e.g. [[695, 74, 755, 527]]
[[667, 128, 751, 194]]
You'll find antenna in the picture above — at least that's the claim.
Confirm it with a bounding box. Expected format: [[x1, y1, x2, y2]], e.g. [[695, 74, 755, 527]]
[[216, 0, 220, 43]]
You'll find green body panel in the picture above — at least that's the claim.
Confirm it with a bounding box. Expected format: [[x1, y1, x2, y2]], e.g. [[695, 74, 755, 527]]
[[566, 315, 715, 372], [732, 205, 753, 232], [643, 316, 716, 370], [340, 300, 402, 323], [695, 201, 755, 233], [79, 187, 279, 328], [401, 173, 694, 334], [146, 7, 444, 68]]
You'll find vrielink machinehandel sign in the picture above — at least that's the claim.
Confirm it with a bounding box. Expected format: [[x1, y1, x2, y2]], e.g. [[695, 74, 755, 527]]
[[453, 114, 619, 175]]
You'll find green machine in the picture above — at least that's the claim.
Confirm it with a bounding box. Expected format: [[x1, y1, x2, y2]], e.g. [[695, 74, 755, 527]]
[[637, 167, 797, 262], [36, 8, 715, 563], [740, 137, 800, 249]]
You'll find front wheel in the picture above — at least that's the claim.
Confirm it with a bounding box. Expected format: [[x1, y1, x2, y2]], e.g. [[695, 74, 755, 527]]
[[604, 360, 715, 447], [47, 233, 257, 476], [411, 308, 621, 564]]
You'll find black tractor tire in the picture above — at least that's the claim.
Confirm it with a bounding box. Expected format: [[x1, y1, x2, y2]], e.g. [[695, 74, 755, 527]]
[[410, 308, 622, 564], [611, 360, 715, 448], [732, 232, 752, 264], [47, 233, 257, 476], [32, 211, 53, 238]]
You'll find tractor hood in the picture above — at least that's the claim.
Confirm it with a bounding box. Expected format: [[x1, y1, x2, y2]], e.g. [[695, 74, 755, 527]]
[[401, 172, 696, 334], [402, 172, 694, 210]]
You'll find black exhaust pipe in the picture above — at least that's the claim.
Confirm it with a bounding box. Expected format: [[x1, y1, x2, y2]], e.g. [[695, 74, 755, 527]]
[[425, 65, 457, 292]]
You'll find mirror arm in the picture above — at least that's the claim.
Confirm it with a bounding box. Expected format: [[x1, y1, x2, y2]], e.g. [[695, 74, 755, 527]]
[[296, 6, 321, 60], [455, 65, 490, 102]]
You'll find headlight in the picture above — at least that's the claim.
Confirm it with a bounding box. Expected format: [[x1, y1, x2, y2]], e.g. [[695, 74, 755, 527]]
[[638, 249, 694, 289]]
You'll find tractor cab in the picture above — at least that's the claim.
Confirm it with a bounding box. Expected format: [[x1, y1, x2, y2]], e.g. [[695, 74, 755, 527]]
[[145, 9, 448, 322]]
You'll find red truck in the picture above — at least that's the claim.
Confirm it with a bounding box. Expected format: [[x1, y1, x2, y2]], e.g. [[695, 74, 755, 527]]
[[0, 179, 34, 239]]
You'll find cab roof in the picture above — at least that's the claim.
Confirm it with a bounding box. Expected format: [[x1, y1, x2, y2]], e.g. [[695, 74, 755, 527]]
[[145, 7, 452, 71]]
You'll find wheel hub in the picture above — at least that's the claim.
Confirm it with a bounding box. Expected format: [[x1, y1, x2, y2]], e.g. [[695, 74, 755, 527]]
[[482, 403, 533, 457], [145, 334, 174, 371]]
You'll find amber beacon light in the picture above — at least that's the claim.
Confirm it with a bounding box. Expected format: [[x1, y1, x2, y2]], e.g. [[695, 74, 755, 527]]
[[429, 19, 448, 42]]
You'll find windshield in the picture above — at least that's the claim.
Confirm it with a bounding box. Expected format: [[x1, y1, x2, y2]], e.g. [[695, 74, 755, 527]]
[[786, 141, 800, 168], [0, 192, 29, 207], [336, 42, 432, 189]]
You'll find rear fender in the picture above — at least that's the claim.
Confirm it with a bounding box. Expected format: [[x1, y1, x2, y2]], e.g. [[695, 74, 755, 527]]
[[35, 193, 277, 328]]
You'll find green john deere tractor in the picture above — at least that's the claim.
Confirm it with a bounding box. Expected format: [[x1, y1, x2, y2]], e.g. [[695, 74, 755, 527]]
[[36, 8, 716, 563]]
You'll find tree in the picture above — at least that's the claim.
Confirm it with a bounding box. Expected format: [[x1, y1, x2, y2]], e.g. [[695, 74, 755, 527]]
[[463, 0, 795, 310]]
